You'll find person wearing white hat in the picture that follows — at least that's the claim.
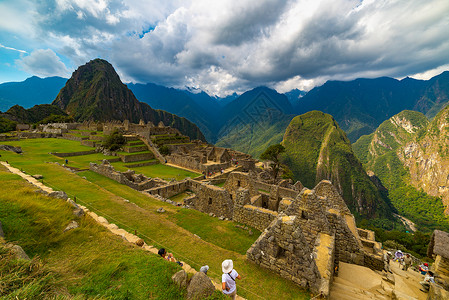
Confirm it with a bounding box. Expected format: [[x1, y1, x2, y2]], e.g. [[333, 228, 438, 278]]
[[222, 259, 241, 299]]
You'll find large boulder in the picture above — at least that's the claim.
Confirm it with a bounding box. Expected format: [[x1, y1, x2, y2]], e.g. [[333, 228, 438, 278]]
[[186, 271, 215, 299], [0, 145, 22, 154], [172, 270, 188, 289]]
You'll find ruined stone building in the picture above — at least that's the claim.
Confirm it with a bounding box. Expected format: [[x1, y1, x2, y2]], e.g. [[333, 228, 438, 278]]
[[90, 159, 383, 296]]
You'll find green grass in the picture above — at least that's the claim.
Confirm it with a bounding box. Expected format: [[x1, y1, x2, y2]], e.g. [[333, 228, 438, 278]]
[[0, 138, 311, 299], [0, 165, 185, 299], [112, 161, 200, 181], [169, 192, 191, 202]]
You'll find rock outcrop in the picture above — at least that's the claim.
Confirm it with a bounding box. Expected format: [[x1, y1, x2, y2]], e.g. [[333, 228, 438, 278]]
[[186, 271, 215, 299]]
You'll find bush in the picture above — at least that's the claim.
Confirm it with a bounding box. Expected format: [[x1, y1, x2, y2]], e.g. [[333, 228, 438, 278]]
[[103, 129, 126, 151], [159, 145, 170, 156], [37, 114, 74, 125], [0, 116, 17, 133]]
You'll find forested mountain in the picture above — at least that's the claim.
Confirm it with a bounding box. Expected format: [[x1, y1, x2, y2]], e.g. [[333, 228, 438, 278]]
[[127, 82, 219, 142], [281, 111, 394, 219], [353, 110, 449, 231], [215, 86, 295, 157], [52, 59, 206, 141]]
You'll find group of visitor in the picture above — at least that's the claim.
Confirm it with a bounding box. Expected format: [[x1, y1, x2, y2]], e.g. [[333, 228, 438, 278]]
[[158, 248, 241, 299], [391, 250, 436, 293]]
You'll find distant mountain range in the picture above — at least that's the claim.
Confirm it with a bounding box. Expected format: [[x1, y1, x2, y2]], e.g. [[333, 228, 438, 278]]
[[1, 67, 449, 156], [0, 76, 66, 112]]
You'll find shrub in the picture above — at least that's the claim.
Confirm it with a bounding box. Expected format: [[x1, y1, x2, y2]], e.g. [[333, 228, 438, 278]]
[[159, 145, 170, 155], [103, 129, 126, 151]]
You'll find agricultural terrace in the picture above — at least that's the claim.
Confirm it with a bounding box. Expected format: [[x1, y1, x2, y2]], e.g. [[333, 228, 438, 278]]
[[0, 138, 311, 299]]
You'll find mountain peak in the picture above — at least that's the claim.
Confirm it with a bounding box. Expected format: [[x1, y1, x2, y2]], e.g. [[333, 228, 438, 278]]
[[51, 59, 206, 141]]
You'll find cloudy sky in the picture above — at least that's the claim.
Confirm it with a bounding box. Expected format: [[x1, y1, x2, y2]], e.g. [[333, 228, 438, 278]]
[[1, 0, 449, 96]]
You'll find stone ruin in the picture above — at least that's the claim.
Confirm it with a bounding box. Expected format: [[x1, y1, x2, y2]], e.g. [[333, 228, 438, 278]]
[[121, 168, 383, 296], [89, 160, 166, 191], [16, 120, 384, 296], [166, 145, 255, 174]]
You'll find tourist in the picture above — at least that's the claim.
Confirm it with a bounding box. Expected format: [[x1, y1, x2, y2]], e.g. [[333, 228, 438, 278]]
[[158, 248, 183, 266], [420, 270, 435, 292], [200, 265, 209, 274], [394, 250, 404, 264], [65, 159, 68, 164], [383, 251, 391, 273], [222, 259, 241, 299], [403, 254, 412, 271], [419, 262, 429, 275]]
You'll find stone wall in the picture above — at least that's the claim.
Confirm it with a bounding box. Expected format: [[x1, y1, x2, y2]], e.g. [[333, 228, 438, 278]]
[[119, 152, 154, 163], [81, 140, 97, 147], [167, 154, 203, 172], [89, 161, 163, 191], [62, 133, 87, 142], [247, 215, 322, 294], [52, 150, 97, 157], [233, 204, 278, 231], [191, 183, 233, 219], [146, 180, 190, 199]]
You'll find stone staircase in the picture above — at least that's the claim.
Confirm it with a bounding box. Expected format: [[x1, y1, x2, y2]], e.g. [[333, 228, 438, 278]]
[[329, 260, 428, 300]]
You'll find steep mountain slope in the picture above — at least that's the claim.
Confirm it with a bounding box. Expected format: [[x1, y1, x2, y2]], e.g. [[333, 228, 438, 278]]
[[127, 83, 218, 142], [399, 105, 449, 214], [281, 111, 394, 218], [0, 76, 67, 112], [353, 110, 449, 231], [215, 87, 295, 157], [52, 59, 205, 141]]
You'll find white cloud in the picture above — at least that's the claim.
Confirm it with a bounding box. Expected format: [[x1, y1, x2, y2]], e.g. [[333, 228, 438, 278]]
[[2, 0, 449, 94], [16, 49, 71, 78]]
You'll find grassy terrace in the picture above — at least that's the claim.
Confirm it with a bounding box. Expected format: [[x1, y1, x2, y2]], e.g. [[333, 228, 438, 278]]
[[0, 165, 188, 299], [0, 138, 311, 299]]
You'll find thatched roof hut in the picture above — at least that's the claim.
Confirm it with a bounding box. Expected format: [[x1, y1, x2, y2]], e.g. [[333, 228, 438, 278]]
[[427, 230, 449, 259]]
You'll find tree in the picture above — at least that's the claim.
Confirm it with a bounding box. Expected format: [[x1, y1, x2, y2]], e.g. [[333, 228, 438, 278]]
[[260, 144, 286, 179], [102, 129, 126, 151]]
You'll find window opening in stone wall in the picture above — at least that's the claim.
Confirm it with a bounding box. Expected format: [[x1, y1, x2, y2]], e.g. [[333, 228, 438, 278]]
[[237, 180, 241, 187], [209, 197, 212, 205], [301, 210, 308, 220], [262, 199, 268, 209], [276, 246, 286, 260]]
